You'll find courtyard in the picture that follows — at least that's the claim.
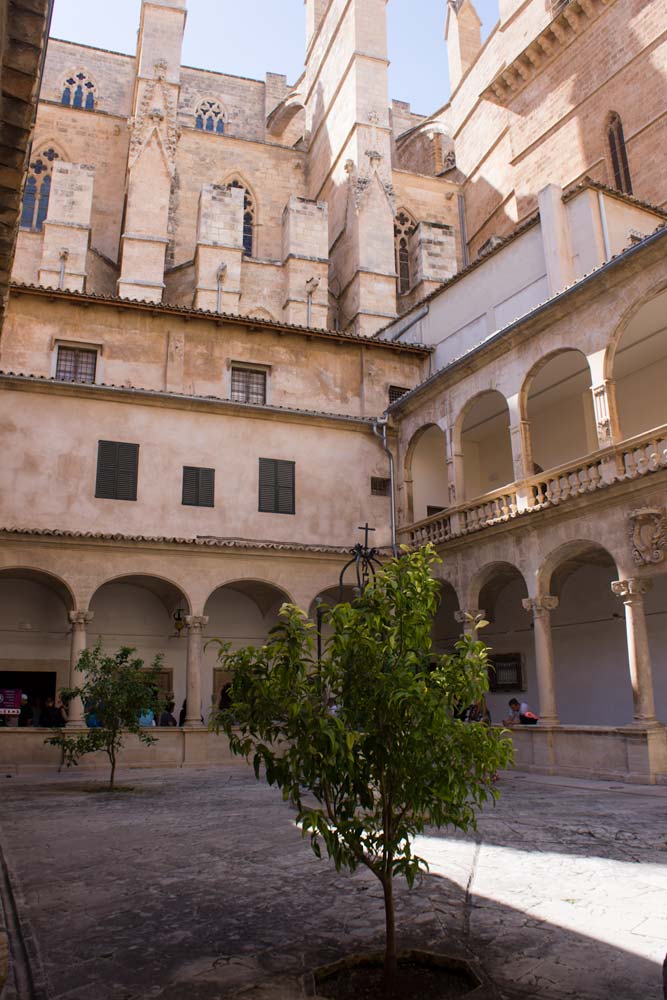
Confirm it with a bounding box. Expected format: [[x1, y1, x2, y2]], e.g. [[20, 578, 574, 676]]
[[0, 764, 665, 1000]]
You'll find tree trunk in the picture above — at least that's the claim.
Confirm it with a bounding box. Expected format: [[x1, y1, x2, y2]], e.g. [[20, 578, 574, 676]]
[[109, 747, 116, 791], [382, 873, 397, 995]]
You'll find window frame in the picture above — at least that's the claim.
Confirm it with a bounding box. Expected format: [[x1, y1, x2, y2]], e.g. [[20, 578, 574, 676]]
[[51, 340, 103, 382], [487, 653, 525, 693], [229, 364, 269, 406], [371, 477, 391, 497], [95, 440, 140, 502], [54, 345, 98, 384]]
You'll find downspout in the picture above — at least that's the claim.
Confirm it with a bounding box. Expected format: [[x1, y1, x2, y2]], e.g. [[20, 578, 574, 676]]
[[216, 263, 227, 313], [58, 249, 69, 290], [597, 191, 611, 261], [373, 415, 398, 555], [458, 193, 470, 267]]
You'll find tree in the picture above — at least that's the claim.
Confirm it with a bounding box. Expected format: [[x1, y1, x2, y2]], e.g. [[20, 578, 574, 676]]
[[46, 643, 163, 790], [215, 546, 513, 991]]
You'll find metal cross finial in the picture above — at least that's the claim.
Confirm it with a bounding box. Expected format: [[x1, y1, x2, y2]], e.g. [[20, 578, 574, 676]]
[[338, 523, 383, 600], [358, 522, 376, 550]]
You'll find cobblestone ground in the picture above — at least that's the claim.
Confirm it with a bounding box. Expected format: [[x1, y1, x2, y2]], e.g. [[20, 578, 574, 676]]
[[0, 765, 665, 1000]]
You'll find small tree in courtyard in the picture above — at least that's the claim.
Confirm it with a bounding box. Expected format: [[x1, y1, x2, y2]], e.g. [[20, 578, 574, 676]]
[[215, 545, 512, 991], [46, 643, 163, 790]]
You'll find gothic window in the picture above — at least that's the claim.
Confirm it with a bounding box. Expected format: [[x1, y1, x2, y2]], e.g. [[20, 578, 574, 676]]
[[227, 180, 255, 257], [607, 112, 632, 195], [61, 72, 96, 110], [394, 210, 416, 295], [195, 99, 225, 134], [20, 146, 60, 231]]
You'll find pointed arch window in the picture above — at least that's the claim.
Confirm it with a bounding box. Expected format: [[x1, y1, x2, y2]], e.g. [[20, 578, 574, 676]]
[[394, 210, 416, 295], [227, 180, 255, 257], [20, 147, 61, 231], [62, 72, 96, 110], [195, 99, 225, 134], [607, 112, 632, 195]]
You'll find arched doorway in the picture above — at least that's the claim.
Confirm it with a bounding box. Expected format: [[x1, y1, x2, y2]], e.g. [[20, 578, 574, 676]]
[[612, 289, 667, 439], [0, 568, 75, 724], [432, 580, 461, 654], [203, 581, 292, 718], [471, 562, 530, 724], [89, 575, 191, 722], [405, 424, 449, 522], [524, 350, 595, 471], [459, 392, 513, 500], [545, 543, 631, 725]]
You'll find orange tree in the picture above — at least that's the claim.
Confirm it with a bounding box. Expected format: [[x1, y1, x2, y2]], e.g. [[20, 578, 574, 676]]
[[216, 545, 512, 990]]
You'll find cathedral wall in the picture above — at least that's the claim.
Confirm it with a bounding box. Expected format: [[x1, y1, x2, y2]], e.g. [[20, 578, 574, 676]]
[[41, 39, 135, 117], [179, 67, 267, 142]]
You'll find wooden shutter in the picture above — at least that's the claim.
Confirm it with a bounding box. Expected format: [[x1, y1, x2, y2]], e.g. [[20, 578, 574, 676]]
[[182, 467, 215, 507], [95, 441, 138, 501], [182, 466, 199, 506], [258, 458, 295, 514]]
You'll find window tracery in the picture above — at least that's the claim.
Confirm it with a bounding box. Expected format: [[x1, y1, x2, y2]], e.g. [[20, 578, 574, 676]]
[[195, 99, 226, 134], [394, 210, 416, 295], [607, 112, 632, 195], [61, 71, 96, 110], [20, 146, 61, 231], [227, 180, 255, 257]]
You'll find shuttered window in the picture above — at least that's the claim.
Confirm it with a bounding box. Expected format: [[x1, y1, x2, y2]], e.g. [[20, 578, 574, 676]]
[[258, 458, 295, 515], [182, 466, 215, 507], [95, 441, 139, 501], [231, 367, 267, 405]]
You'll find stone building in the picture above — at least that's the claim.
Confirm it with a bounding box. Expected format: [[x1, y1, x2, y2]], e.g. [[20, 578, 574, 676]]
[[0, 0, 665, 782]]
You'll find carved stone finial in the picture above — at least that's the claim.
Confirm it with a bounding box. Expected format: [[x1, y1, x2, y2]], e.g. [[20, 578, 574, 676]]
[[629, 506, 665, 566], [522, 596, 559, 616], [154, 59, 168, 80]]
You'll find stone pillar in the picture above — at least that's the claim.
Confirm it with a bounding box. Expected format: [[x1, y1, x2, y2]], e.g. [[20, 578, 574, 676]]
[[193, 184, 244, 314], [508, 392, 533, 511], [68, 611, 94, 726], [590, 379, 622, 450], [611, 579, 657, 725], [39, 162, 95, 292], [184, 615, 209, 727], [445, 425, 464, 506], [455, 609, 485, 635], [522, 597, 560, 726]]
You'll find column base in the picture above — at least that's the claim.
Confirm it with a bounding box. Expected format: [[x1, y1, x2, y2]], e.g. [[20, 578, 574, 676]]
[[182, 728, 208, 766], [536, 716, 560, 728], [618, 719, 663, 732]]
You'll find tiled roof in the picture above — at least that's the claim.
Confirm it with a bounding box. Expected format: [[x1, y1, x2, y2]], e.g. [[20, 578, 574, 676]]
[[561, 178, 667, 218], [9, 283, 432, 355], [0, 370, 377, 425]]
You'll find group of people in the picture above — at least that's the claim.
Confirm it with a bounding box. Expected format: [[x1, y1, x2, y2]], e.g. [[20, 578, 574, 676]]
[[0, 693, 68, 728]]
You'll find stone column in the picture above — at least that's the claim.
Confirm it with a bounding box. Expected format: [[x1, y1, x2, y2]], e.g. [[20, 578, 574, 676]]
[[522, 597, 560, 725], [508, 392, 533, 512], [590, 379, 622, 450], [611, 579, 657, 725], [455, 609, 485, 635], [68, 611, 94, 727], [184, 616, 209, 727], [445, 426, 464, 506]]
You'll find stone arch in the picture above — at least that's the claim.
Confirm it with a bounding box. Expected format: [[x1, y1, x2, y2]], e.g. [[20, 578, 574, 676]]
[[404, 423, 448, 523], [467, 560, 528, 616], [89, 573, 193, 616], [454, 390, 513, 501], [521, 348, 595, 472], [605, 286, 667, 440], [537, 540, 631, 725], [0, 566, 76, 613]]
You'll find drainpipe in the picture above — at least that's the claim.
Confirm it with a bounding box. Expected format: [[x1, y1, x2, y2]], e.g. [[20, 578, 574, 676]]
[[597, 191, 611, 261], [216, 263, 227, 313], [373, 415, 398, 555], [458, 193, 469, 267], [305, 276, 320, 327], [58, 249, 69, 290]]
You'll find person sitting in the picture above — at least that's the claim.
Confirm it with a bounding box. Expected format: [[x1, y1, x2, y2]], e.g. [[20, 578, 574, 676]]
[[467, 697, 491, 725], [39, 696, 66, 728], [159, 701, 177, 727], [503, 698, 539, 726], [138, 707, 156, 727], [18, 694, 34, 727]]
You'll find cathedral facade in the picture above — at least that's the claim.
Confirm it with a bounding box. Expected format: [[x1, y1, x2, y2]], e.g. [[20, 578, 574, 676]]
[[1, 0, 666, 781]]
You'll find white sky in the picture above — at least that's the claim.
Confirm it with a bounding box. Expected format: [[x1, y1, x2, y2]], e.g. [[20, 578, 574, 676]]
[[49, 0, 500, 116]]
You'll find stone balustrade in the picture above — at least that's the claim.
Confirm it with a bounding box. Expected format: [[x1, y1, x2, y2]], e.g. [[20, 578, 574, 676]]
[[403, 423, 667, 547]]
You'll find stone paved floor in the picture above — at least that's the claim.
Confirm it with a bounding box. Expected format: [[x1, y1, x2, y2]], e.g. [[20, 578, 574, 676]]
[[0, 765, 666, 1000]]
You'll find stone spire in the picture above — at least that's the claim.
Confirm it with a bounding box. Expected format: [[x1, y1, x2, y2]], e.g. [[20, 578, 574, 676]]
[[445, 0, 482, 92]]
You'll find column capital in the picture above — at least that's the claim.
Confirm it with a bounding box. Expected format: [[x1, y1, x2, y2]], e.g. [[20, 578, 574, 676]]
[[454, 609, 485, 624], [185, 615, 209, 632], [612, 578, 652, 602], [69, 610, 94, 627], [522, 596, 559, 616]]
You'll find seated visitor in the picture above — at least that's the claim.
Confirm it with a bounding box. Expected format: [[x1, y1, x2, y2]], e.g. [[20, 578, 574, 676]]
[[159, 701, 177, 727], [39, 696, 66, 728], [503, 698, 539, 726], [18, 694, 34, 727]]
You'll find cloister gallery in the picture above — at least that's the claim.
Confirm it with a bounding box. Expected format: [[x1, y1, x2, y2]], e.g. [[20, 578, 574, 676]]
[[0, 0, 666, 783]]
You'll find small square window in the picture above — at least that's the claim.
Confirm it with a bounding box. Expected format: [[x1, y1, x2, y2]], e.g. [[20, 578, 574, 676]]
[[427, 505, 445, 518], [56, 346, 97, 383], [371, 477, 391, 497], [182, 466, 215, 508], [388, 385, 409, 405], [487, 653, 524, 692], [231, 367, 267, 405]]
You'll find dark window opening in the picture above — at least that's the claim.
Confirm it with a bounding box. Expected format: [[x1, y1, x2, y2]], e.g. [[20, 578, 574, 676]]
[[195, 99, 225, 134], [394, 210, 416, 295], [607, 112, 632, 195], [231, 367, 267, 405], [487, 653, 524, 692], [258, 458, 295, 515], [426, 505, 446, 518], [182, 466, 215, 508], [20, 147, 60, 231], [55, 346, 97, 384], [371, 477, 391, 497], [227, 180, 255, 257], [61, 72, 96, 111], [95, 441, 139, 502], [388, 385, 409, 404]]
